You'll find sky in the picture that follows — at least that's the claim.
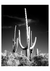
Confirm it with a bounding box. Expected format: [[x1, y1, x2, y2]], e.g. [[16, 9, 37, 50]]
[[2, 5, 48, 56]]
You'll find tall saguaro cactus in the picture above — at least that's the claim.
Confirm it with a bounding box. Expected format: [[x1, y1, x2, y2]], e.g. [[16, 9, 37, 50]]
[[18, 8, 37, 60]]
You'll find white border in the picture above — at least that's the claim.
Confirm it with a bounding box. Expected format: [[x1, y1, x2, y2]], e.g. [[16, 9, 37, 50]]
[[0, 0, 50, 5], [0, 0, 50, 71]]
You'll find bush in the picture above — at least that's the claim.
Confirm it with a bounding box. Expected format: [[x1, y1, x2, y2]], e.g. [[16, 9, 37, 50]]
[[1, 50, 48, 66], [31, 56, 48, 66]]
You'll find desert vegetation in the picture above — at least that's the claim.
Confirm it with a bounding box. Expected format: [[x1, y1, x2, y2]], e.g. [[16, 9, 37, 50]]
[[1, 50, 48, 66]]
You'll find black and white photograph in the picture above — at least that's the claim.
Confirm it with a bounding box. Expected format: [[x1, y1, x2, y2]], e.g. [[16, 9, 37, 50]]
[[1, 5, 48, 66]]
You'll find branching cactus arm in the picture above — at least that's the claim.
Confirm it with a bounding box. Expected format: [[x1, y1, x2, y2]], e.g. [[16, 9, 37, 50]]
[[30, 37, 37, 49], [18, 30, 25, 49]]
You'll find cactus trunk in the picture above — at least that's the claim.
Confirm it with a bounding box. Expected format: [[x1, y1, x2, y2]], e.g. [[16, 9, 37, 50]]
[[12, 25, 17, 53]]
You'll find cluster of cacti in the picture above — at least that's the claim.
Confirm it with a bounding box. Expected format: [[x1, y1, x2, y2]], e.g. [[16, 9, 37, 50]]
[[12, 8, 37, 61]]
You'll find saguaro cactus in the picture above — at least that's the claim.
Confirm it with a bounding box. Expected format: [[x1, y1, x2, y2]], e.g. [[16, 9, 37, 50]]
[[12, 25, 18, 53], [36, 48, 39, 56], [36, 48, 41, 56], [31, 31, 32, 46], [16, 38, 18, 52], [13, 25, 17, 44], [18, 8, 37, 60]]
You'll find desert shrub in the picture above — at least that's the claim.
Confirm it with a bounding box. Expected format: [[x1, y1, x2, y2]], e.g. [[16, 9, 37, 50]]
[[1, 50, 48, 66], [1, 56, 8, 66], [31, 56, 48, 66], [18, 56, 30, 66]]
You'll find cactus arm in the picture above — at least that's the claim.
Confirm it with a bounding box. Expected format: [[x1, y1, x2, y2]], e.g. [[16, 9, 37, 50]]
[[18, 30, 25, 49], [31, 31, 32, 46], [15, 38, 18, 52], [36, 48, 39, 56], [12, 25, 17, 52], [30, 37, 37, 49], [13, 25, 17, 45], [24, 8, 28, 44], [16, 38, 18, 48]]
